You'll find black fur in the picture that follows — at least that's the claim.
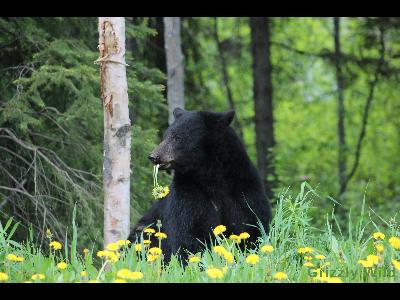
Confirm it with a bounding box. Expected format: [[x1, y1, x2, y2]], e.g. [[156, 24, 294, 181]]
[[128, 109, 272, 263]]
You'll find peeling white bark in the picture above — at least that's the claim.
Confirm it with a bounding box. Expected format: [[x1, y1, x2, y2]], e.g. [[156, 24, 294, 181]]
[[164, 17, 185, 125], [97, 17, 131, 247]]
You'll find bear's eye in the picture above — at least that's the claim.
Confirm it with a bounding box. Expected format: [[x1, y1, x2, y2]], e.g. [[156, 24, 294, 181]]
[[172, 135, 183, 141]]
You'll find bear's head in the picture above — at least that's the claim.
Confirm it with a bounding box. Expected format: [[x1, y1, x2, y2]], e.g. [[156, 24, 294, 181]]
[[148, 108, 235, 173]]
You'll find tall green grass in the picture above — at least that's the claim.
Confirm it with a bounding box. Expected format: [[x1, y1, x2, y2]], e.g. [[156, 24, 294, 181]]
[[0, 183, 399, 283]]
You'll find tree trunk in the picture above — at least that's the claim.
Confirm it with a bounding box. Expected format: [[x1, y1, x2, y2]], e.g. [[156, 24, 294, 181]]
[[333, 17, 347, 200], [249, 17, 276, 200], [164, 17, 185, 125], [97, 17, 131, 248], [213, 17, 244, 142]]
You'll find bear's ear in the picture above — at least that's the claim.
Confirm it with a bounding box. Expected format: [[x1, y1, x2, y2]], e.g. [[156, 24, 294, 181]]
[[203, 110, 235, 128], [173, 107, 185, 119], [220, 110, 235, 127]]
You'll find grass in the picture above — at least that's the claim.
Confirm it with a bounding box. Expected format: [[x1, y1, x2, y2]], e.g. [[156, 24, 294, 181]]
[[0, 182, 399, 283]]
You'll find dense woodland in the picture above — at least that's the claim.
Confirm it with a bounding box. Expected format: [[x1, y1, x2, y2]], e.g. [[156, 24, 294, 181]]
[[1, 17, 399, 249]]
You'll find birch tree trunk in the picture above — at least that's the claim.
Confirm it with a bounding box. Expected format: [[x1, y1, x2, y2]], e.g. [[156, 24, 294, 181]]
[[97, 17, 131, 248], [250, 17, 276, 200], [164, 17, 185, 125]]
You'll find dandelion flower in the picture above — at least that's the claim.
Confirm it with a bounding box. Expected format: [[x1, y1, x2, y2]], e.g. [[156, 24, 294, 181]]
[[239, 232, 250, 240], [392, 259, 400, 271], [57, 262, 68, 270], [113, 279, 127, 283], [147, 254, 159, 262], [274, 272, 288, 280], [152, 186, 170, 199], [117, 269, 143, 280], [261, 245, 274, 253], [189, 256, 201, 263], [117, 269, 132, 279], [245, 254, 259, 265], [206, 268, 224, 279], [46, 229, 52, 238], [80, 271, 88, 277], [213, 245, 228, 256], [83, 248, 90, 255], [148, 247, 162, 255], [315, 254, 326, 260], [143, 240, 152, 245], [358, 259, 373, 268], [6, 253, 24, 262], [304, 256, 313, 261], [31, 274, 45, 280], [115, 240, 131, 247], [366, 254, 380, 265], [375, 243, 384, 254], [326, 277, 342, 283], [49, 241, 62, 250], [303, 262, 314, 267], [373, 232, 385, 240], [213, 225, 227, 236], [134, 244, 142, 252], [154, 232, 167, 240], [88, 280, 100, 283], [389, 237, 400, 250], [23, 281, 32, 283], [144, 228, 156, 234], [298, 247, 313, 254], [0, 272, 8, 281], [229, 234, 241, 244], [106, 242, 119, 251], [223, 252, 235, 264]]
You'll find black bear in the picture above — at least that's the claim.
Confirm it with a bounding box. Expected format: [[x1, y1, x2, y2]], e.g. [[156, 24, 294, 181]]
[[128, 108, 272, 263]]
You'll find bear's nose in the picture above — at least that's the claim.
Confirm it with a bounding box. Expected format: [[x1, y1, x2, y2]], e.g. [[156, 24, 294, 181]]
[[148, 153, 159, 164]]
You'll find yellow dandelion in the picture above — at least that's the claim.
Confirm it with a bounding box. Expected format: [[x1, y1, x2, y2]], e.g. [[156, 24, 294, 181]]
[[143, 239, 152, 245], [134, 244, 142, 252], [260, 245, 274, 253], [88, 280, 100, 283], [366, 254, 380, 265], [304, 255, 313, 261], [0, 272, 8, 281], [375, 243, 384, 254], [148, 247, 162, 255], [115, 240, 131, 247], [117, 269, 132, 279], [373, 232, 385, 240], [154, 232, 167, 240], [223, 251, 235, 264], [315, 254, 326, 260], [49, 241, 62, 250], [389, 236, 400, 250], [229, 234, 241, 244], [326, 277, 342, 283], [31, 274, 46, 280], [152, 186, 170, 199], [23, 281, 32, 283], [57, 262, 68, 270], [46, 229, 52, 238], [83, 248, 90, 255], [245, 254, 259, 265], [144, 228, 156, 234], [274, 272, 288, 280], [189, 256, 201, 263], [303, 262, 314, 267], [6, 253, 24, 262], [213, 225, 227, 236], [358, 259, 374, 268], [80, 271, 87, 277], [113, 279, 127, 283], [127, 271, 143, 280], [147, 254, 159, 262], [206, 268, 224, 279], [239, 232, 250, 240], [298, 247, 313, 254], [392, 259, 400, 271], [106, 242, 119, 251], [213, 245, 228, 256]]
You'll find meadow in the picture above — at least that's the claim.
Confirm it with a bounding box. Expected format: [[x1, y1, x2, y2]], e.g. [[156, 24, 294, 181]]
[[1, 183, 399, 284]]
